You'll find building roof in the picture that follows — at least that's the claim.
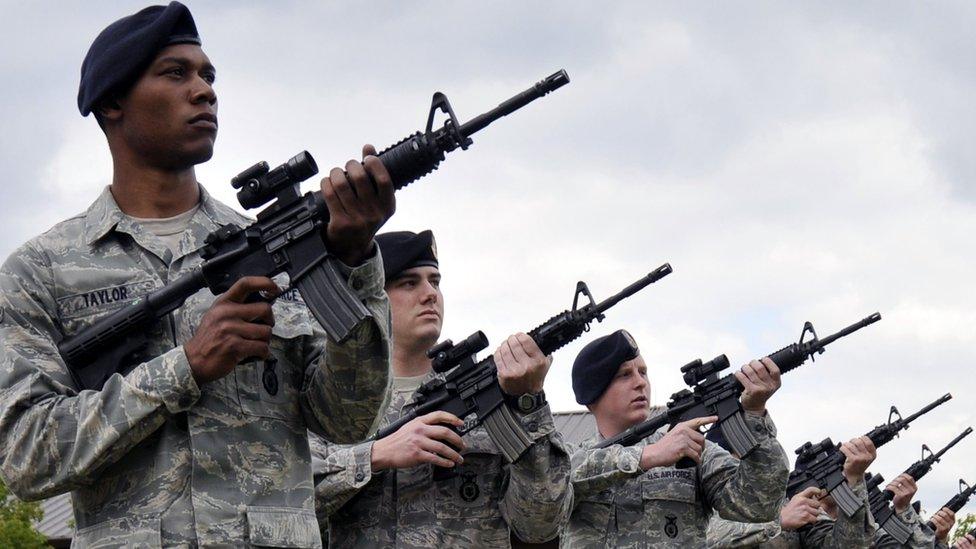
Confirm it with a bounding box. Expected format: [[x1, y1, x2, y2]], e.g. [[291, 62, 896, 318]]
[[552, 407, 663, 446], [37, 493, 73, 541]]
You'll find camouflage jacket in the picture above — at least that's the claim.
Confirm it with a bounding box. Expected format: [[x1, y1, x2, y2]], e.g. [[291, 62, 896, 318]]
[[873, 504, 938, 548], [0, 186, 392, 548], [311, 370, 573, 548], [705, 480, 875, 548], [562, 412, 788, 549]]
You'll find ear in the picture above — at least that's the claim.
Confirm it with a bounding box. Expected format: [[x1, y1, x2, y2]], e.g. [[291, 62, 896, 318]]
[[96, 97, 123, 122]]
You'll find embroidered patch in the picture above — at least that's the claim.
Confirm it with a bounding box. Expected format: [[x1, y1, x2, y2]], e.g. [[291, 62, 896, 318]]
[[459, 472, 480, 502], [664, 514, 679, 538], [262, 358, 279, 396], [56, 279, 158, 319]]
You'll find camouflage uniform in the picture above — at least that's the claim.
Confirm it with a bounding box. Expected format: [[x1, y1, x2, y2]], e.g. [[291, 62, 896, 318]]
[[0, 186, 392, 548], [873, 505, 938, 548], [311, 370, 572, 547], [562, 412, 788, 548], [705, 480, 875, 548]]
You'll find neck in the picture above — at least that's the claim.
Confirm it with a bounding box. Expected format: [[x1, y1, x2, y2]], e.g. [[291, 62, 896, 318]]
[[393, 338, 437, 378], [109, 145, 201, 218], [595, 416, 628, 440]]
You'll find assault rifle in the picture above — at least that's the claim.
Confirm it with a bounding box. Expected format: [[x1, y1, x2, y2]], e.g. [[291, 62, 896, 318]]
[[375, 264, 673, 464], [867, 427, 973, 543], [594, 313, 882, 467], [58, 71, 571, 390], [786, 393, 953, 518], [926, 479, 976, 530]]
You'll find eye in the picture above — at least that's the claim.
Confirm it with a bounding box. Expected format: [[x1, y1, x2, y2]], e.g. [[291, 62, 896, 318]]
[[165, 66, 185, 78], [202, 71, 217, 84]]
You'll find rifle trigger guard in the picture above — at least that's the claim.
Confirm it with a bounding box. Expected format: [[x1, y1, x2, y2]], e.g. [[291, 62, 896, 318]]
[[426, 92, 472, 150]]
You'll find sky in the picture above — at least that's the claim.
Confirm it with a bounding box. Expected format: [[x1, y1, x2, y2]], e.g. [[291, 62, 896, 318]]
[[1, 0, 975, 522]]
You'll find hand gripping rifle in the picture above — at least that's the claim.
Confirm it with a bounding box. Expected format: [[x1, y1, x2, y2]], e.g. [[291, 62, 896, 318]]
[[785, 393, 953, 519], [375, 264, 673, 465], [594, 313, 882, 468], [867, 427, 973, 543], [926, 479, 976, 530], [58, 71, 571, 390]]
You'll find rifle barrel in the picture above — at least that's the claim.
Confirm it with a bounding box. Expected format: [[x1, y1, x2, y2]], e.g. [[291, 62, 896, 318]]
[[459, 70, 570, 136], [814, 312, 882, 348], [933, 427, 974, 459], [902, 393, 953, 425], [595, 263, 673, 314]]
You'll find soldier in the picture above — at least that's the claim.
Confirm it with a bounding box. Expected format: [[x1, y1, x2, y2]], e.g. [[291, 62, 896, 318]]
[[311, 229, 573, 547], [562, 330, 789, 548], [873, 473, 956, 548], [705, 435, 878, 548], [0, 2, 394, 547]]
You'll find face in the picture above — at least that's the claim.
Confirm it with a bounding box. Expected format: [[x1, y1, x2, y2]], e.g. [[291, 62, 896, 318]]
[[107, 43, 218, 169], [386, 266, 444, 351], [589, 355, 651, 430]]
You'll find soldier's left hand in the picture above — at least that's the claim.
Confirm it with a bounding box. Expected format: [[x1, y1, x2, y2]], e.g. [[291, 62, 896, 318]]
[[930, 507, 956, 543], [735, 357, 781, 414], [321, 144, 395, 267], [956, 533, 975, 549], [496, 333, 552, 396], [885, 473, 918, 513], [840, 436, 876, 485]]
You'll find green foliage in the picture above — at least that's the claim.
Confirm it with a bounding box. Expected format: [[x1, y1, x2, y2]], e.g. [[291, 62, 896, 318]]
[[0, 479, 48, 549], [952, 513, 976, 543]]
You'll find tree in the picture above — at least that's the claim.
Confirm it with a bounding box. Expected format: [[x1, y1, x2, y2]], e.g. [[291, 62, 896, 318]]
[[951, 513, 976, 544], [0, 479, 48, 549]]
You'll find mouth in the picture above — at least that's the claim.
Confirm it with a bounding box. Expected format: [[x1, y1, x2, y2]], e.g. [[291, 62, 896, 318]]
[[631, 396, 648, 406], [188, 112, 218, 131], [417, 309, 440, 320]]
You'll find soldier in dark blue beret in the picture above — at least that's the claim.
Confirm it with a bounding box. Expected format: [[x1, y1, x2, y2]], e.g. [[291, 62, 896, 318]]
[[565, 330, 791, 548], [0, 3, 400, 547], [310, 229, 574, 547]]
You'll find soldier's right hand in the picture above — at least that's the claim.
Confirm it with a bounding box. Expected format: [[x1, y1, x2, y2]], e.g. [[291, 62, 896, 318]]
[[780, 487, 825, 530], [885, 473, 918, 513], [371, 411, 466, 471], [184, 276, 278, 384], [839, 436, 876, 485], [640, 416, 716, 469]]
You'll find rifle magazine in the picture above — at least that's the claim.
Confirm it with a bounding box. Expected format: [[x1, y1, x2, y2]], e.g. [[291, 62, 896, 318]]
[[721, 412, 759, 457], [833, 481, 864, 518], [483, 404, 533, 463], [881, 513, 913, 545], [294, 257, 371, 343]]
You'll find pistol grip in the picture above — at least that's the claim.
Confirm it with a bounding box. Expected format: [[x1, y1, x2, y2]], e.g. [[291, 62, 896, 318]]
[[432, 423, 464, 482]]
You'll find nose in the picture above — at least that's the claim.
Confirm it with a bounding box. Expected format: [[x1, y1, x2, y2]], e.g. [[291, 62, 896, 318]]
[[420, 281, 439, 304], [190, 75, 217, 106]]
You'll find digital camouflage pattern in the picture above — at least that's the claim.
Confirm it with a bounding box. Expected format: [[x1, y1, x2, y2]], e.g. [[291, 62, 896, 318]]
[[705, 481, 875, 548], [873, 504, 938, 549], [562, 412, 789, 549], [0, 186, 392, 548], [311, 370, 573, 548]]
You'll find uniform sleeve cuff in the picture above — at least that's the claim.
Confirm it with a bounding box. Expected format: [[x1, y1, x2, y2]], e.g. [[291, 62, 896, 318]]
[[338, 244, 384, 299], [512, 403, 556, 443], [896, 504, 920, 523], [619, 445, 643, 474], [744, 410, 778, 438], [125, 346, 200, 414], [351, 441, 374, 487]]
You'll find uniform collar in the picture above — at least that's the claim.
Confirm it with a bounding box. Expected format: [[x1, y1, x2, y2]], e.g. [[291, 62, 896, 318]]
[[83, 184, 233, 251]]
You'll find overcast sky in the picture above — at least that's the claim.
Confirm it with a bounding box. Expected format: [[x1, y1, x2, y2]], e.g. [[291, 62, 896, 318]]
[[2, 0, 975, 520]]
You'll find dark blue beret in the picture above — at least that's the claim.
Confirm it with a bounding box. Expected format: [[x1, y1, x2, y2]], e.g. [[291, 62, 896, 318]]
[[375, 230, 439, 283], [78, 2, 201, 116], [572, 329, 640, 405]]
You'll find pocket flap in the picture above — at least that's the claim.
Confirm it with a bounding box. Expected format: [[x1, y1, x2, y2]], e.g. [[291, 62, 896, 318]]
[[73, 516, 161, 548], [247, 506, 322, 548]]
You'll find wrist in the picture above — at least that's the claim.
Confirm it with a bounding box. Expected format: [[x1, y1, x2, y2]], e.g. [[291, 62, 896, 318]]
[[370, 438, 390, 471]]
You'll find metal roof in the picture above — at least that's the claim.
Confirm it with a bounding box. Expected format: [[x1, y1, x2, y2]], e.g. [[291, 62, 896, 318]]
[[552, 407, 664, 446], [36, 493, 73, 541]]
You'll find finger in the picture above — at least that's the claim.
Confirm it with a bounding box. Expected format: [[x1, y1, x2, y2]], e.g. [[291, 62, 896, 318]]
[[686, 439, 703, 457], [507, 334, 532, 364], [329, 167, 359, 212], [733, 371, 755, 391], [747, 359, 772, 384], [682, 445, 703, 464], [363, 154, 394, 215], [223, 301, 275, 326], [420, 438, 464, 464], [220, 276, 281, 304], [418, 448, 457, 469], [362, 144, 378, 158], [421, 411, 464, 428], [425, 424, 466, 452], [759, 356, 781, 380], [687, 428, 706, 446], [345, 159, 375, 201], [234, 339, 272, 361], [860, 436, 876, 453], [741, 362, 764, 387], [223, 320, 273, 342], [687, 416, 719, 430], [321, 175, 349, 217], [799, 486, 823, 499], [513, 332, 544, 359]]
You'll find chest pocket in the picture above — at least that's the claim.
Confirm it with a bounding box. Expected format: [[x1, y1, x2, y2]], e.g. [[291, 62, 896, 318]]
[[433, 429, 504, 519], [569, 488, 614, 539], [639, 473, 700, 543], [234, 300, 314, 424]]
